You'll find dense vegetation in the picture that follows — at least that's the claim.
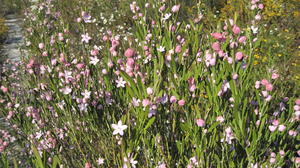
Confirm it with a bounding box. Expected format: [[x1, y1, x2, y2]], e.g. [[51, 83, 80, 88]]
[[0, 0, 299, 167]]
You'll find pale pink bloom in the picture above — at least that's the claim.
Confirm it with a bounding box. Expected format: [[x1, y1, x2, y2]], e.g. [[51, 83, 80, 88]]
[[278, 125, 286, 132], [265, 83, 273, 91], [251, 5, 257, 10], [38, 43, 45, 49], [232, 25, 241, 35], [295, 157, 300, 164], [216, 116, 225, 123], [1, 86, 8, 93], [85, 163, 91, 168], [212, 42, 221, 51], [90, 49, 99, 56], [294, 105, 300, 111], [142, 99, 151, 107], [157, 163, 166, 168], [270, 157, 276, 164], [171, 5, 180, 13], [116, 77, 126, 88], [279, 150, 285, 156], [196, 119, 205, 127], [261, 79, 269, 86], [90, 56, 99, 65], [211, 32, 224, 41], [271, 73, 279, 79], [61, 87, 72, 95], [232, 73, 238, 80], [159, 5, 166, 12], [76, 63, 85, 70], [235, 52, 244, 61], [124, 48, 135, 58], [147, 87, 153, 95], [238, 36, 247, 43], [126, 58, 135, 67], [265, 95, 272, 102], [178, 99, 185, 106], [258, 4, 264, 9], [289, 130, 297, 136], [268, 125, 277, 132], [175, 45, 182, 53], [81, 33, 91, 43], [296, 99, 300, 105], [227, 57, 233, 64], [111, 120, 128, 136], [255, 14, 261, 21], [132, 98, 141, 107], [42, 51, 48, 57], [272, 120, 279, 126], [170, 96, 177, 103], [97, 158, 104, 165]]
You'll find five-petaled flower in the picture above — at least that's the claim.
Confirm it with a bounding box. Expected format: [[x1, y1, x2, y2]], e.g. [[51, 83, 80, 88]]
[[81, 33, 91, 43], [112, 120, 128, 136]]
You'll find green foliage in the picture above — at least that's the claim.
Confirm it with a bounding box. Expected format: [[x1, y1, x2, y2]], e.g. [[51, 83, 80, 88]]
[[0, 0, 299, 167]]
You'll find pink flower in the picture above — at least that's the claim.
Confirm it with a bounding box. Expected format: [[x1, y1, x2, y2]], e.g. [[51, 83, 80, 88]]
[[171, 5, 181, 13], [76, 63, 85, 70], [270, 157, 276, 164], [258, 4, 264, 9], [232, 25, 241, 35], [178, 99, 185, 106], [211, 32, 224, 41], [296, 99, 300, 105], [271, 73, 279, 79], [0, 86, 8, 93], [175, 45, 182, 53], [212, 42, 221, 51], [235, 52, 244, 61], [38, 43, 45, 49], [255, 14, 261, 21], [124, 48, 135, 58], [238, 36, 247, 43], [288, 130, 297, 136], [265, 83, 273, 91], [294, 105, 300, 111], [216, 116, 225, 123], [90, 49, 99, 56], [146, 87, 153, 95], [278, 125, 286, 132], [268, 125, 277, 132], [142, 99, 151, 107], [85, 163, 91, 168], [196, 119, 205, 127], [170, 96, 177, 103], [261, 79, 269, 86], [232, 73, 238, 80], [126, 58, 135, 67], [272, 120, 279, 126]]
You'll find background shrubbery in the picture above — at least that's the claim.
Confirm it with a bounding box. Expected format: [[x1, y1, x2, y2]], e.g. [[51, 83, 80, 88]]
[[0, 0, 299, 167]]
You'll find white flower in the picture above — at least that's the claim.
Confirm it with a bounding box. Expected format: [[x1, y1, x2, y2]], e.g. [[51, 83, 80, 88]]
[[162, 13, 172, 21], [132, 97, 141, 107], [251, 26, 258, 34], [111, 120, 128, 136], [81, 90, 91, 99], [90, 56, 99, 65], [61, 87, 72, 95], [116, 77, 126, 88], [97, 158, 104, 165], [157, 46, 165, 52], [81, 33, 91, 43]]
